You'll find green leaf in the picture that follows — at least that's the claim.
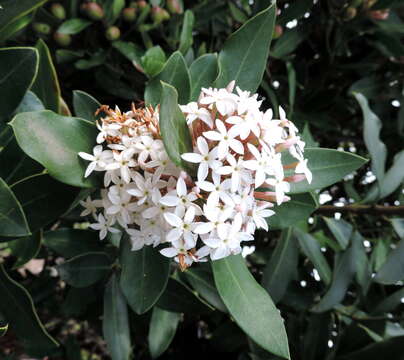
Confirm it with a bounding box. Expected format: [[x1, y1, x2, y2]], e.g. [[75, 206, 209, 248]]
[[189, 54, 218, 101], [323, 217, 353, 250], [288, 148, 368, 194], [72, 90, 101, 121], [294, 227, 332, 285], [159, 82, 194, 174], [286, 62, 296, 119], [103, 274, 131, 360], [43, 228, 103, 258], [119, 236, 170, 314], [179, 10, 195, 55], [372, 287, 404, 314], [212, 255, 290, 359], [10, 110, 99, 188], [0, 12, 33, 43], [0, 47, 38, 120], [31, 39, 61, 113], [391, 218, 404, 239], [112, 40, 143, 65], [57, 18, 92, 35], [262, 228, 299, 304], [374, 239, 404, 285], [14, 90, 44, 114], [0, 177, 30, 237], [0, 264, 59, 356], [145, 51, 191, 106], [267, 193, 317, 229], [103, 0, 125, 26], [141, 46, 167, 77], [0, 311, 8, 337], [302, 313, 332, 360], [148, 307, 181, 359], [185, 267, 227, 312], [58, 252, 112, 288], [9, 231, 42, 268], [271, 29, 305, 59], [214, 3, 276, 92]]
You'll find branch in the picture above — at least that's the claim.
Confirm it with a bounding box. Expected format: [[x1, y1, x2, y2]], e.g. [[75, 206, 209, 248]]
[[314, 205, 404, 216]]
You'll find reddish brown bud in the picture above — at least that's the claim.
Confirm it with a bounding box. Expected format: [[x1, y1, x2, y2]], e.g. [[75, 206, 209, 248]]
[[53, 32, 72, 47], [122, 7, 137, 22], [151, 6, 170, 23], [273, 25, 283, 39], [167, 0, 183, 14], [50, 3, 66, 20], [82, 2, 104, 21], [369, 9, 390, 20]]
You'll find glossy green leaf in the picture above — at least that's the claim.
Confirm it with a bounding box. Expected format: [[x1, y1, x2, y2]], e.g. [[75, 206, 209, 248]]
[[271, 29, 305, 59], [215, 3, 276, 92], [288, 148, 368, 194], [31, 39, 61, 113], [141, 46, 167, 77], [43, 228, 103, 258], [145, 51, 191, 106], [0, 47, 38, 120], [104, 0, 125, 26], [0, 264, 59, 355], [0, 13, 33, 43], [267, 193, 317, 229], [11, 110, 99, 188], [159, 82, 194, 174], [189, 54, 218, 101], [374, 239, 404, 284], [262, 228, 299, 304], [14, 90, 44, 114], [9, 231, 41, 269], [372, 287, 404, 314], [112, 41, 143, 64], [0, 177, 30, 237], [294, 227, 332, 285], [212, 255, 290, 359], [185, 267, 227, 312], [148, 307, 181, 359], [58, 252, 112, 288], [103, 274, 131, 360], [391, 218, 404, 239], [119, 236, 170, 314], [58, 18, 92, 35], [324, 217, 353, 250], [73, 90, 101, 121], [179, 10, 195, 55]]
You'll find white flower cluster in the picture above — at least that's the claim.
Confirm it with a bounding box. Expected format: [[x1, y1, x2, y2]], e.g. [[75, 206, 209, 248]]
[[78, 82, 311, 270]]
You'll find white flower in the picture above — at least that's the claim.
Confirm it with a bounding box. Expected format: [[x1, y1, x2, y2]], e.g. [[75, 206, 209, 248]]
[[203, 119, 244, 159], [164, 207, 197, 247], [105, 149, 136, 183], [196, 173, 233, 207], [180, 102, 213, 128], [79, 196, 102, 218], [127, 172, 164, 205], [194, 204, 232, 236], [134, 136, 163, 164], [96, 121, 121, 144], [78, 145, 112, 177], [265, 178, 291, 205], [126, 228, 153, 251], [89, 213, 120, 240], [243, 143, 274, 188], [216, 154, 251, 193], [200, 87, 238, 116], [160, 177, 198, 214], [181, 137, 221, 181], [225, 110, 260, 140], [251, 203, 275, 231]]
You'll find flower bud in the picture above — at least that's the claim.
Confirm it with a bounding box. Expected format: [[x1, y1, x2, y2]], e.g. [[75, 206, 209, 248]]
[[166, 0, 183, 14], [137, 0, 148, 9], [122, 7, 137, 22], [273, 25, 283, 39], [105, 26, 121, 41], [32, 22, 51, 35], [50, 3, 66, 20], [82, 2, 104, 21], [53, 32, 72, 47], [344, 7, 357, 20], [151, 6, 170, 23], [369, 9, 390, 20]]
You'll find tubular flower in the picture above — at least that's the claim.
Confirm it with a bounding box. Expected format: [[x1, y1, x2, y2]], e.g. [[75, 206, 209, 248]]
[[78, 83, 311, 270]]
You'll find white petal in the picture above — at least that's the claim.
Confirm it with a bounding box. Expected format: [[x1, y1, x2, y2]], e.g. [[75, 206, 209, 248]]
[[78, 152, 95, 161], [194, 222, 215, 234], [164, 212, 183, 228], [160, 195, 179, 207], [176, 177, 187, 197], [160, 247, 178, 257], [203, 131, 222, 141], [181, 153, 203, 163]]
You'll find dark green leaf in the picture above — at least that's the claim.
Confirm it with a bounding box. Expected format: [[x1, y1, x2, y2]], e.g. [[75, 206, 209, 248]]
[[215, 3, 276, 92], [262, 228, 299, 304], [372, 287, 404, 314], [103, 274, 131, 360], [58, 252, 112, 288], [302, 313, 332, 360], [323, 217, 353, 250], [189, 54, 218, 101], [212, 255, 290, 359], [0, 13, 33, 43], [0, 177, 30, 237], [179, 10, 195, 55], [119, 236, 170, 314], [72, 90, 101, 121], [31, 39, 61, 113], [148, 307, 181, 359], [0, 47, 38, 120], [9, 231, 42, 268], [271, 29, 304, 59], [141, 46, 166, 77], [11, 110, 99, 188], [103, 0, 125, 26], [112, 41, 143, 64], [391, 218, 404, 239], [57, 18, 91, 35], [374, 239, 404, 285], [0, 264, 59, 356]]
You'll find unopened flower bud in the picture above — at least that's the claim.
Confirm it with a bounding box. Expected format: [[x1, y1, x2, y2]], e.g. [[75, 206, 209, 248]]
[[273, 25, 283, 39], [33, 22, 51, 35], [137, 0, 148, 9], [344, 7, 357, 20], [167, 0, 183, 14], [105, 26, 121, 41], [122, 7, 137, 22], [82, 2, 104, 21], [50, 3, 66, 20], [151, 6, 170, 23], [369, 9, 390, 20], [53, 32, 72, 47]]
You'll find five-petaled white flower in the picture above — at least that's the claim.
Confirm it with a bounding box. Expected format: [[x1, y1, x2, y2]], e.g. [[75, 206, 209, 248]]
[[90, 213, 120, 240]]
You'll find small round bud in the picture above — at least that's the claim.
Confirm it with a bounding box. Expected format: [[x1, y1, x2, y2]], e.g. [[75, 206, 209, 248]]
[[166, 0, 183, 14], [122, 7, 137, 22], [137, 1, 148, 9], [53, 32, 72, 47], [50, 3, 66, 20], [344, 7, 357, 20], [273, 25, 283, 39], [151, 6, 170, 24], [82, 2, 104, 21], [32, 22, 51, 35], [105, 26, 121, 41]]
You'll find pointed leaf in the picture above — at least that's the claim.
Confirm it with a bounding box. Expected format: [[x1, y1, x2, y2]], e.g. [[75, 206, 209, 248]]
[[323, 217, 353, 250], [179, 10, 195, 55], [374, 239, 404, 284], [72, 90, 101, 121], [189, 54, 218, 101], [9, 231, 42, 269]]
